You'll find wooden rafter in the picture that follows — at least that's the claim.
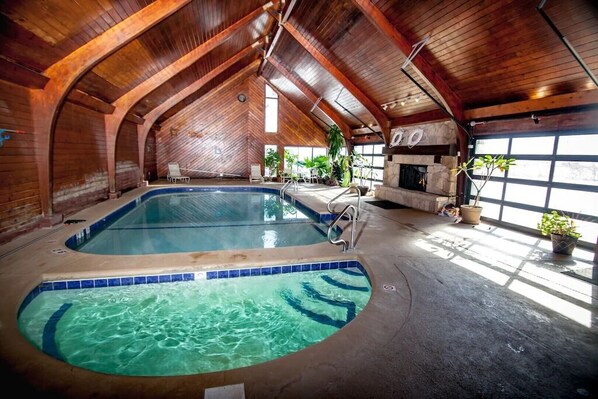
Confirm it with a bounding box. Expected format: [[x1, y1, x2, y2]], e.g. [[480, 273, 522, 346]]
[[136, 51, 262, 180], [283, 22, 391, 144], [258, 0, 297, 75], [391, 109, 450, 128], [104, 3, 273, 192], [350, 0, 463, 118], [267, 56, 351, 141], [465, 90, 598, 120], [30, 0, 191, 218]]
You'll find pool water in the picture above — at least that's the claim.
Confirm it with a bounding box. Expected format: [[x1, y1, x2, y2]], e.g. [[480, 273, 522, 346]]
[[18, 267, 371, 376], [71, 191, 336, 254]]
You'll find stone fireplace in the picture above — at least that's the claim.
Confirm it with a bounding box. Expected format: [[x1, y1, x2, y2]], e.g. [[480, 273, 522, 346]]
[[376, 154, 458, 213]]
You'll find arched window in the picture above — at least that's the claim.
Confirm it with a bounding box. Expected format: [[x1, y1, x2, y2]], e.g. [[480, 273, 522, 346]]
[[265, 84, 278, 133]]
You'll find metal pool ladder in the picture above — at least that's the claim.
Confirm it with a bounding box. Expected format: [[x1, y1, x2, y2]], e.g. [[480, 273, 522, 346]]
[[327, 187, 361, 220], [279, 180, 298, 199], [327, 204, 357, 252]]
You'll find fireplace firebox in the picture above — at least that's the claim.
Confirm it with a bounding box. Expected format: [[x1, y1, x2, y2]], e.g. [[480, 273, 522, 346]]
[[399, 164, 427, 192]]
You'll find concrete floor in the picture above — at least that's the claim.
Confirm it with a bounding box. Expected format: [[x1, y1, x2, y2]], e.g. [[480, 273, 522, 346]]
[[0, 179, 596, 398]]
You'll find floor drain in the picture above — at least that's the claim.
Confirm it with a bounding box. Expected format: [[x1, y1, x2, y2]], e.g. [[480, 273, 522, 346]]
[[51, 248, 69, 255], [383, 284, 396, 291]]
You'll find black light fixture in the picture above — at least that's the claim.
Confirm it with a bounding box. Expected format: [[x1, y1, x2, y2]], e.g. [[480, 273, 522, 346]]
[[531, 114, 540, 124]]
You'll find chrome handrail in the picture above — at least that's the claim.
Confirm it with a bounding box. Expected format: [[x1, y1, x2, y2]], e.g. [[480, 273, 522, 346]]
[[280, 180, 293, 199], [326, 187, 361, 220], [327, 204, 357, 252]]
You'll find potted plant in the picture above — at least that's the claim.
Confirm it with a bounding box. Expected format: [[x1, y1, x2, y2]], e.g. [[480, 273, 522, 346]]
[[538, 210, 582, 255], [264, 149, 282, 181], [453, 154, 516, 224], [351, 151, 372, 195]]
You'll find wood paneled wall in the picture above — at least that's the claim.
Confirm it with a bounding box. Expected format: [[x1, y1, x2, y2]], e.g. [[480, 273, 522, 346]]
[[52, 102, 109, 216], [247, 75, 328, 172], [157, 74, 327, 178], [144, 129, 157, 181], [115, 120, 140, 192], [0, 80, 41, 238]]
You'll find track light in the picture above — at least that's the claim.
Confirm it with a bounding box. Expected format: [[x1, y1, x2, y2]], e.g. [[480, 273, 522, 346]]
[[382, 104, 388, 111], [531, 114, 540, 124], [400, 100, 405, 106]]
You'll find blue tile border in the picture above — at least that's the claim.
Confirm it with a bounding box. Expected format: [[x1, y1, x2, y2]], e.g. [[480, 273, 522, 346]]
[[17, 260, 369, 318], [65, 186, 338, 251]]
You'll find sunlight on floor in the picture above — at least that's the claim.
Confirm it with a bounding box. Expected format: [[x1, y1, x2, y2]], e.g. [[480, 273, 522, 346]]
[[509, 280, 592, 328], [415, 223, 596, 328]]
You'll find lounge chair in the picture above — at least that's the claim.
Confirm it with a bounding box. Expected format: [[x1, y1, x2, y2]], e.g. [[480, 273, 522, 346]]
[[167, 162, 190, 183], [249, 163, 264, 183]]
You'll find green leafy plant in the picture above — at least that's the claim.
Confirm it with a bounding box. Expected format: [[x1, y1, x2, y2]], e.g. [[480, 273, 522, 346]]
[[538, 211, 582, 238], [284, 149, 299, 171], [453, 154, 516, 207], [264, 149, 282, 177], [312, 155, 331, 178], [332, 154, 351, 187], [326, 125, 344, 162]]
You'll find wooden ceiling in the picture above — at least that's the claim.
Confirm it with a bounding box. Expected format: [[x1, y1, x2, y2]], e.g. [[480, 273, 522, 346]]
[[1, 0, 596, 139]]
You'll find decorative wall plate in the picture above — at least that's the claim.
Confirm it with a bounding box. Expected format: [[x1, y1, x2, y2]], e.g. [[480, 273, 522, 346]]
[[407, 128, 424, 148], [389, 129, 404, 148]]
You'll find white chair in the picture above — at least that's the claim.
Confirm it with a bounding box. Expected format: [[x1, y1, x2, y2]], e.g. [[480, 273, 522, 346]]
[[167, 162, 190, 183], [249, 163, 264, 183], [281, 169, 292, 183]]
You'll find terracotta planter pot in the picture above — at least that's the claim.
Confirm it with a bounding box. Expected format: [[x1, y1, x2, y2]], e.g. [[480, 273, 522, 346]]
[[550, 233, 578, 255], [460, 205, 482, 225]]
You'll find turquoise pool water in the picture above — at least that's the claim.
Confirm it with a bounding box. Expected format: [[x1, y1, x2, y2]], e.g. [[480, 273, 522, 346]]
[[69, 190, 337, 255], [18, 266, 371, 376]]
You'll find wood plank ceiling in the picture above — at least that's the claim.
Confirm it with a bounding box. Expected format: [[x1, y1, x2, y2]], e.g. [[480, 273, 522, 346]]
[[0, 0, 596, 140]]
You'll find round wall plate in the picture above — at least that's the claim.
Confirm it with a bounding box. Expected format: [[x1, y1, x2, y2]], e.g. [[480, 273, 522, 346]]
[[237, 94, 247, 102]]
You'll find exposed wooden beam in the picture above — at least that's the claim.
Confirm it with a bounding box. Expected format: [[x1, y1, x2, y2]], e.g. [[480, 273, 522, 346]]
[[391, 109, 450, 128], [284, 22, 390, 144], [30, 0, 191, 217], [125, 113, 145, 125], [136, 54, 262, 183], [350, 0, 468, 205], [0, 58, 49, 89], [66, 90, 115, 114], [104, 4, 273, 193], [267, 56, 351, 141], [465, 90, 598, 120], [350, 0, 463, 118], [258, 0, 297, 75]]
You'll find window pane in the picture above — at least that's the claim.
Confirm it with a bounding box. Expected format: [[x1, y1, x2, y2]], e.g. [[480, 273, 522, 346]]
[[265, 98, 278, 132], [475, 138, 509, 154], [549, 188, 598, 216], [575, 218, 598, 245], [553, 161, 598, 186], [372, 156, 384, 167], [363, 145, 374, 154], [355, 145, 363, 154], [511, 136, 554, 155], [298, 147, 311, 162], [474, 200, 501, 219], [502, 207, 544, 229], [557, 134, 598, 155], [371, 169, 383, 180], [374, 144, 384, 154], [470, 179, 503, 200], [313, 147, 327, 158], [504, 183, 547, 207], [507, 160, 551, 181]]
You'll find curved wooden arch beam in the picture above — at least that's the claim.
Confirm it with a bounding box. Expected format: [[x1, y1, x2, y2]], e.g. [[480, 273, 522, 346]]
[[283, 23, 391, 144], [136, 49, 262, 177], [105, 3, 275, 193], [267, 56, 352, 141], [30, 0, 191, 218]]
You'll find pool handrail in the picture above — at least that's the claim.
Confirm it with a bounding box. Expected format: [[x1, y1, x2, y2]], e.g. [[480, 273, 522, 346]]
[[327, 204, 357, 252], [327, 187, 360, 220]]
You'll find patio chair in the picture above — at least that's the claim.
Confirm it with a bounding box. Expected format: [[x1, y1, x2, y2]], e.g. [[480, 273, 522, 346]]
[[281, 169, 293, 183], [167, 162, 190, 183], [249, 163, 264, 183]]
